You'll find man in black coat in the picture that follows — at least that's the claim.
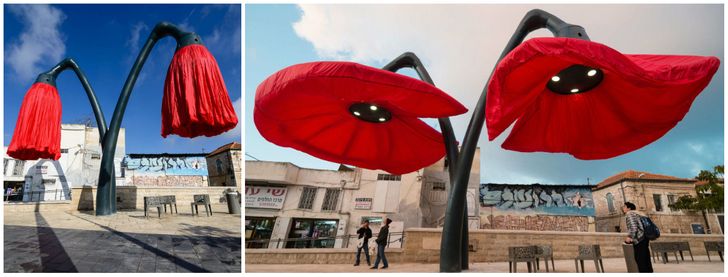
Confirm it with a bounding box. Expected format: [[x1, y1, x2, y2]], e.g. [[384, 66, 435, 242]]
[[371, 218, 392, 269], [354, 220, 372, 266]]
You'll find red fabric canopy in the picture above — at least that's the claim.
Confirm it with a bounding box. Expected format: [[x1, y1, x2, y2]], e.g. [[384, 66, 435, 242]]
[[486, 37, 720, 160], [162, 44, 239, 138], [255, 61, 467, 174], [7, 83, 62, 160]]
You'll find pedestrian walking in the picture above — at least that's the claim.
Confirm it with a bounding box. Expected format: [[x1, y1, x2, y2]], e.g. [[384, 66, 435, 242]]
[[371, 218, 391, 269], [623, 202, 654, 273], [354, 220, 372, 266]]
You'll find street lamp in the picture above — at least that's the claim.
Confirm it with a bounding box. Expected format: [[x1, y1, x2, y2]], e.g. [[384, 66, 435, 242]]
[[254, 9, 719, 273], [8, 22, 238, 216]]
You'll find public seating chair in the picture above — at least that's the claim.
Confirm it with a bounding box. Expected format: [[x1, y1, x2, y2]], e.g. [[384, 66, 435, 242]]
[[508, 246, 538, 273], [535, 245, 555, 272], [144, 196, 163, 218], [144, 195, 177, 218], [675, 241, 694, 262], [191, 194, 212, 216], [650, 242, 681, 264], [704, 241, 724, 262], [574, 244, 604, 273]]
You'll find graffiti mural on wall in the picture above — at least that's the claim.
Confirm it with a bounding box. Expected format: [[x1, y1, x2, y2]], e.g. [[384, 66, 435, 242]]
[[480, 184, 595, 216], [123, 155, 208, 176], [482, 214, 589, 232]]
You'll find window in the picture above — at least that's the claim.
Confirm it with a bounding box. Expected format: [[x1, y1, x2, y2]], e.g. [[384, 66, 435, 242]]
[[653, 194, 663, 212], [298, 187, 317, 209], [431, 181, 446, 191], [12, 160, 25, 176], [90, 153, 101, 159], [321, 188, 341, 211], [4, 159, 11, 176], [216, 159, 223, 175], [60, 149, 68, 154], [377, 174, 401, 181], [667, 194, 677, 211], [606, 193, 615, 214]]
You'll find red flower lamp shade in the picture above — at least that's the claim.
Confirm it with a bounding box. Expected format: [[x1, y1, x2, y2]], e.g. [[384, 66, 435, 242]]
[[255, 61, 467, 174], [486, 37, 720, 160], [162, 44, 239, 138], [7, 83, 63, 160]]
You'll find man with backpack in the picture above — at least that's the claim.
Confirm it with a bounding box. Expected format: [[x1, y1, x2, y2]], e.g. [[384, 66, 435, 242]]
[[622, 202, 654, 272]]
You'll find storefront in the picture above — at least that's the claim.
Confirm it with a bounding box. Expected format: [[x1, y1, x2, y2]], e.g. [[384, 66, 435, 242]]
[[245, 217, 276, 248], [286, 218, 339, 248]]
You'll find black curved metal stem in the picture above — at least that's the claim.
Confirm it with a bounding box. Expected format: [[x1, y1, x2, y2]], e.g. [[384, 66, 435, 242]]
[[37, 58, 108, 140], [381, 52, 470, 269], [95, 22, 198, 215], [439, 9, 590, 272]]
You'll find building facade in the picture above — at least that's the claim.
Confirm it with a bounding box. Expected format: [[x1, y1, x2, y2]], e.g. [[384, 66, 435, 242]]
[[592, 170, 723, 234], [244, 148, 481, 249], [479, 183, 596, 232], [3, 124, 125, 201], [206, 142, 241, 188]]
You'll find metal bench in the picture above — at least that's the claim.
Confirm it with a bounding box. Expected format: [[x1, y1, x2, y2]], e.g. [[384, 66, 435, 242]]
[[535, 245, 555, 272], [675, 241, 694, 262], [191, 194, 212, 216], [508, 246, 538, 273], [143, 195, 177, 218], [704, 241, 724, 262], [574, 244, 604, 273], [651, 242, 681, 264]]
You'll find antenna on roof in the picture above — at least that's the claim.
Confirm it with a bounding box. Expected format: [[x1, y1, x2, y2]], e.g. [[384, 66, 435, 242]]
[[587, 177, 590, 186]]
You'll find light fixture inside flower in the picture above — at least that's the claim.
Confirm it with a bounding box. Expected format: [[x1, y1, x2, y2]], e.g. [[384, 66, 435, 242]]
[[7, 82, 62, 160], [486, 37, 720, 159], [162, 33, 238, 138], [255, 61, 467, 174]]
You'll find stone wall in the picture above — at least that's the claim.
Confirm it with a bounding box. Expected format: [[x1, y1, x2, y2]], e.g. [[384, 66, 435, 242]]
[[245, 228, 724, 264], [71, 186, 238, 212]]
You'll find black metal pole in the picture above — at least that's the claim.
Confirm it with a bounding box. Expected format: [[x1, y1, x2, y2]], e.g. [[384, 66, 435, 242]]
[[35, 58, 108, 139], [381, 53, 469, 268], [95, 22, 202, 215], [439, 9, 590, 272]]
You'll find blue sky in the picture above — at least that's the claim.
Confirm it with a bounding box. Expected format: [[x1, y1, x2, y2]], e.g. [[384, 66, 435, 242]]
[[4, 4, 241, 154], [246, 4, 724, 184]]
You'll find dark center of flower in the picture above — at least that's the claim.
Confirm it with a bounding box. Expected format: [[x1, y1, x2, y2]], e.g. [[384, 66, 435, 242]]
[[547, 65, 604, 95], [349, 103, 391, 123]]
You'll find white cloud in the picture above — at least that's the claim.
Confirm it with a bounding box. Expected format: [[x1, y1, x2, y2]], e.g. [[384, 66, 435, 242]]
[[221, 97, 242, 140], [6, 4, 66, 82], [126, 22, 148, 56], [291, 4, 723, 183]]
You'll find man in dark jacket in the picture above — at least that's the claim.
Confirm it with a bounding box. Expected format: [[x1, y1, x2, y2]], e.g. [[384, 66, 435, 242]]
[[623, 202, 653, 273], [354, 220, 372, 266], [371, 218, 392, 269]]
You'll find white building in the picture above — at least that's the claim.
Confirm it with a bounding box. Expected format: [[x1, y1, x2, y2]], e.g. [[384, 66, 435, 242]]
[[245, 148, 480, 249], [3, 124, 125, 201]]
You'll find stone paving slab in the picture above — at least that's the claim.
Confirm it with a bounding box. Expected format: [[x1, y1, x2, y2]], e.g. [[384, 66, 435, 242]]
[[4, 209, 240, 273], [245, 256, 724, 273]]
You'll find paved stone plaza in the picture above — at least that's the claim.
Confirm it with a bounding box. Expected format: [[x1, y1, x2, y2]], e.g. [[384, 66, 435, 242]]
[[4, 208, 241, 272], [246, 256, 724, 273]]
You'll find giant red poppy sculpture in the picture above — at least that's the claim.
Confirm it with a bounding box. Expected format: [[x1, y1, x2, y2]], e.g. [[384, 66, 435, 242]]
[[486, 37, 720, 159], [255, 61, 467, 174], [163, 44, 239, 138], [7, 83, 62, 160]]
